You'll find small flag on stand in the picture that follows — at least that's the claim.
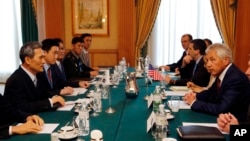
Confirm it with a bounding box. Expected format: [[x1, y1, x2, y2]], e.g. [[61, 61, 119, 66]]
[[148, 64, 163, 81]]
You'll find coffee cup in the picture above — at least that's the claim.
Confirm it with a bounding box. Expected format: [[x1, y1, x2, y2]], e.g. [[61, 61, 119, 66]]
[[90, 130, 103, 141]]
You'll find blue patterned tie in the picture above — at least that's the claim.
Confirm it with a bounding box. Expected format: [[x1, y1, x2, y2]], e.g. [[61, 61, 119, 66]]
[[192, 63, 197, 76]]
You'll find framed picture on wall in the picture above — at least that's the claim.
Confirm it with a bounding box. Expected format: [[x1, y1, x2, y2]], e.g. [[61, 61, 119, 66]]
[[72, 0, 109, 36]]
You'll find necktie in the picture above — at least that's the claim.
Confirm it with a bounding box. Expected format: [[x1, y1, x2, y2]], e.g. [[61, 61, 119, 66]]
[[47, 67, 53, 88], [215, 77, 221, 92], [58, 62, 67, 82], [77, 58, 83, 72], [192, 63, 197, 76], [85, 53, 89, 67], [33, 77, 37, 87]]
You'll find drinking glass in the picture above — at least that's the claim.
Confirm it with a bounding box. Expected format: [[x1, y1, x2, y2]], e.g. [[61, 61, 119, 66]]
[[72, 116, 85, 141], [91, 96, 100, 117], [169, 96, 180, 112], [101, 85, 109, 99]]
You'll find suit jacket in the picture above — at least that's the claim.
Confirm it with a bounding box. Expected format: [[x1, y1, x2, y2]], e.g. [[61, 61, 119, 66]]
[[4, 66, 53, 114], [175, 57, 210, 86], [37, 66, 61, 96], [191, 64, 250, 122], [52, 63, 80, 88], [167, 51, 186, 72], [63, 51, 94, 79], [0, 95, 29, 139], [80, 52, 90, 67]]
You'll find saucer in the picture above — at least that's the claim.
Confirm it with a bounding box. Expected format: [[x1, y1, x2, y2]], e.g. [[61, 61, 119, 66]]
[[161, 96, 167, 100], [166, 114, 174, 120], [58, 132, 77, 140], [162, 137, 177, 141], [87, 92, 94, 98]]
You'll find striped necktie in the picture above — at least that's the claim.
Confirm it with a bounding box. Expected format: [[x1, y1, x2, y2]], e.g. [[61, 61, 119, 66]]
[[47, 67, 53, 88]]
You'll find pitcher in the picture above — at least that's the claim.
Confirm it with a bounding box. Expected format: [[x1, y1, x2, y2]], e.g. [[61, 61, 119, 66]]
[[125, 72, 139, 98]]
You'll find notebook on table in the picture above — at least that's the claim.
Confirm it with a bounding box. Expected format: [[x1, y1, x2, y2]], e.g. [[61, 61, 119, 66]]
[[176, 125, 225, 141]]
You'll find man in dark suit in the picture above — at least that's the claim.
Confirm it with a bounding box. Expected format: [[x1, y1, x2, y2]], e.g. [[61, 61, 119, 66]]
[[53, 38, 89, 89], [63, 37, 98, 80], [37, 38, 76, 96], [184, 43, 250, 122], [165, 39, 210, 87], [217, 58, 250, 133], [4, 41, 65, 114], [0, 94, 44, 139], [160, 34, 193, 72]]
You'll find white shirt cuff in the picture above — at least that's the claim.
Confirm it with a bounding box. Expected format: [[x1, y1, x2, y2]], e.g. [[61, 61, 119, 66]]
[[190, 99, 196, 107], [49, 98, 53, 107], [9, 126, 12, 135]]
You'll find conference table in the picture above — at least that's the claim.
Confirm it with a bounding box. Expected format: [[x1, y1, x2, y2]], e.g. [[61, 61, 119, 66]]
[[4, 69, 229, 141]]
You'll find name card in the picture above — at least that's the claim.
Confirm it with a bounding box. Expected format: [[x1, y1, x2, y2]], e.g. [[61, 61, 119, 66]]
[[147, 93, 153, 108], [146, 111, 156, 132]]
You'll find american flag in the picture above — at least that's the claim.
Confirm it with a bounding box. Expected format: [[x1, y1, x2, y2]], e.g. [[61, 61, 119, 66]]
[[148, 66, 163, 81]]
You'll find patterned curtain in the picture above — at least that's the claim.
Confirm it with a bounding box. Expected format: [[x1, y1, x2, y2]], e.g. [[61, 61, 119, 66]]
[[21, 0, 38, 43]]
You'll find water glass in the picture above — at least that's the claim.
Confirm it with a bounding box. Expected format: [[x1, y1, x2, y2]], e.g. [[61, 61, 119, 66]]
[[170, 96, 180, 112], [101, 85, 109, 99]]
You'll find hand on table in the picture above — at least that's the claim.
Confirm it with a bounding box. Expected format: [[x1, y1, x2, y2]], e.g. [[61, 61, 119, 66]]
[[183, 92, 196, 105], [217, 113, 239, 133], [79, 81, 89, 88], [12, 121, 42, 135], [60, 86, 74, 95], [26, 115, 44, 126], [187, 81, 203, 93]]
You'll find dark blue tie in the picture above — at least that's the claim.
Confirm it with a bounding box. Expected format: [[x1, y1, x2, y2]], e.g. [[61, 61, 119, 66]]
[[77, 58, 83, 72], [192, 63, 197, 76]]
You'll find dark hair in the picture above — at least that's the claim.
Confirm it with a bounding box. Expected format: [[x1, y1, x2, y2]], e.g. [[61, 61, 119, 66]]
[[191, 39, 207, 55], [80, 33, 92, 43], [19, 41, 42, 63], [53, 38, 64, 44], [41, 39, 59, 52], [71, 37, 83, 44], [204, 38, 213, 46], [183, 34, 193, 41]]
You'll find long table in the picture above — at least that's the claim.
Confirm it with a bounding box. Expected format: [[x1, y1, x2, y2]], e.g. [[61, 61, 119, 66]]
[[4, 71, 229, 141]]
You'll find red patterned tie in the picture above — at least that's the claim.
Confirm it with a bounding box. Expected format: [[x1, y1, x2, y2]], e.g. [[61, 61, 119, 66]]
[[47, 67, 52, 87], [216, 77, 221, 91]]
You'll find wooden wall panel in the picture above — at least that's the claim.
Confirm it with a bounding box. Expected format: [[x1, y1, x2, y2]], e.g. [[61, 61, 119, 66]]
[[118, 0, 136, 66], [89, 49, 118, 67], [44, 0, 65, 40], [234, 0, 250, 71]]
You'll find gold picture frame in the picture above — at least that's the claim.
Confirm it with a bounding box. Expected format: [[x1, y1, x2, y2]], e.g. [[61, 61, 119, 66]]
[[72, 0, 109, 36]]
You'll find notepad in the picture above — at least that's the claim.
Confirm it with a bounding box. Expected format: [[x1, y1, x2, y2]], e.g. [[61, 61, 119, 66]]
[[170, 86, 189, 91], [177, 125, 225, 140]]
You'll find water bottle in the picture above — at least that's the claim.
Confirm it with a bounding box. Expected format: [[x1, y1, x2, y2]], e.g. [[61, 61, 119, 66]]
[[155, 104, 168, 139], [160, 67, 166, 89], [153, 85, 162, 112], [78, 102, 90, 136]]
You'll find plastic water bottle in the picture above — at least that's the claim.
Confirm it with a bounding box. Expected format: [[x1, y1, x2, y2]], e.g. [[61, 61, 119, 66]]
[[153, 85, 162, 112], [160, 67, 166, 89], [155, 104, 168, 139], [78, 102, 90, 136]]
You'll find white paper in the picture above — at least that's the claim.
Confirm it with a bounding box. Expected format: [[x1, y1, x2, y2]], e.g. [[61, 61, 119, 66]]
[[169, 86, 190, 91], [164, 90, 187, 96], [57, 104, 75, 111], [182, 122, 228, 134], [99, 68, 110, 72], [67, 88, 87, 96], [16, 123, 58, 134], [146, 112, 156, 132], [168, 100, 191, 109], [39, 123, 59, 134]]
